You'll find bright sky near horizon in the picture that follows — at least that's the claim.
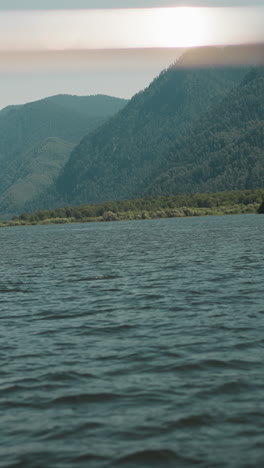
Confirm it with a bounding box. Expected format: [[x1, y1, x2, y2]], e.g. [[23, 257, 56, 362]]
[[1, 7, 264, 51], [0, 0, 263, 109]]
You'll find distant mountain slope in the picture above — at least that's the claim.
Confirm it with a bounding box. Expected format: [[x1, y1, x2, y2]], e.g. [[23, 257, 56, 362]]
[[0, 94, 128, 161], [57, 49, 249, 205], [0, 137, 74, 219], [45, 94, 128, 118], [0, 94, 127, 217], [146, 66, 264, 195]]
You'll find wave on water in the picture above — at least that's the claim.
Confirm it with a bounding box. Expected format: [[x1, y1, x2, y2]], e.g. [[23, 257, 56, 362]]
[[71, 275, 121, 282], [116, 449, 203, 466], [1, 215, 264, 468]]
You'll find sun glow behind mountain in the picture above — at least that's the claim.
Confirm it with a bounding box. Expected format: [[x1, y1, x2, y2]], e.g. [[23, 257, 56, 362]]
[[0, 5, 263, 109], [0, 6, 263, 52]]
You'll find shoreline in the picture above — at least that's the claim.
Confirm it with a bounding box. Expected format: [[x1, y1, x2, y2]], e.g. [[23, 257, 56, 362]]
[[0, 203, 260, 228]]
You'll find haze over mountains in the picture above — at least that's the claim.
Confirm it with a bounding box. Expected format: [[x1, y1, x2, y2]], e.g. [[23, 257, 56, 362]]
[[0, 45, 263, 218]]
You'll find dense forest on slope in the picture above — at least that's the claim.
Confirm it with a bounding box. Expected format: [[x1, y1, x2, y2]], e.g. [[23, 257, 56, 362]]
[[0, 94, 127, 218], [0, 138, 74, 215], [146, 66, 264, 195], [2, 189, 263, 227], [57, 48, 250, 205]]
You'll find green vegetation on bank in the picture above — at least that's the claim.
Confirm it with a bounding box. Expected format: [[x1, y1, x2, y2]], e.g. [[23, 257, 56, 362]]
[[0, 189, 263, 227]]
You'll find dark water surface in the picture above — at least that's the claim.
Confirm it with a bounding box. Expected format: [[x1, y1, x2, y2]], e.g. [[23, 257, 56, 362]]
[[1, 215, 264, 468]]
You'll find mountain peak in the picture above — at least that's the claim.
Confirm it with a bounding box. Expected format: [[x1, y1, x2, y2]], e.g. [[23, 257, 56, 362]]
[[174, 44, 264, 69]]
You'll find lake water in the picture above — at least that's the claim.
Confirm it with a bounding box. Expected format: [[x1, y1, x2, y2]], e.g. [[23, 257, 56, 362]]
[[0, 214, 264, 468]]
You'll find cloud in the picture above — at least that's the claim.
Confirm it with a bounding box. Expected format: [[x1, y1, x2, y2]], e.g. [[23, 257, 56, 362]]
[[0, 7, 263, 52]]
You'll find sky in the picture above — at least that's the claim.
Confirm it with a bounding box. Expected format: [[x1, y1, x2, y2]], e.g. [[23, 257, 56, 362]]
[[0, 0, 264, 8], [0, 0, 263, 109]]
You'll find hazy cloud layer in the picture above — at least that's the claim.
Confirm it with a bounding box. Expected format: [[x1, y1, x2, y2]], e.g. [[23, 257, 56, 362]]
[[0, 1, 263, 110], [0, 7, 263, 51], [0, 0, 263, 9]]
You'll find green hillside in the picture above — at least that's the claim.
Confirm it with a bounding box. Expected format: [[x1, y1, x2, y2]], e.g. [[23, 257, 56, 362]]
[[0, 137, 74, 219], [0, 94, 127, 218], [146, 67, 264, 195], [57, 49, 250, 205]]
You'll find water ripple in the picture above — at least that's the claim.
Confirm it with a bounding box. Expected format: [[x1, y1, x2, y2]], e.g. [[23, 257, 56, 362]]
[[0, 215, 264, 468]]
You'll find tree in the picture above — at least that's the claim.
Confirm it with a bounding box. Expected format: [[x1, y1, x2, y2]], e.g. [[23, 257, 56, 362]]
[[257, 201, 264, 214]]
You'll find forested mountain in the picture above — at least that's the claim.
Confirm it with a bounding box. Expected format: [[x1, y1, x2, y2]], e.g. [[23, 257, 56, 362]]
[[0, 94, 127, 217], [2, 46, 263, 218], [57, 49, 251, 205], [146, 66, 264, 195]]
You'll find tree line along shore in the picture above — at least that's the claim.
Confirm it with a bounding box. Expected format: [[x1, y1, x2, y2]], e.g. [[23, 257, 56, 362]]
[[0, 189, 263, 228]]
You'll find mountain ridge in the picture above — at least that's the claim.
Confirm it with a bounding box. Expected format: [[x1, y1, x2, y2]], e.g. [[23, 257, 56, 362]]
[[57, 50, 252, 205]]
